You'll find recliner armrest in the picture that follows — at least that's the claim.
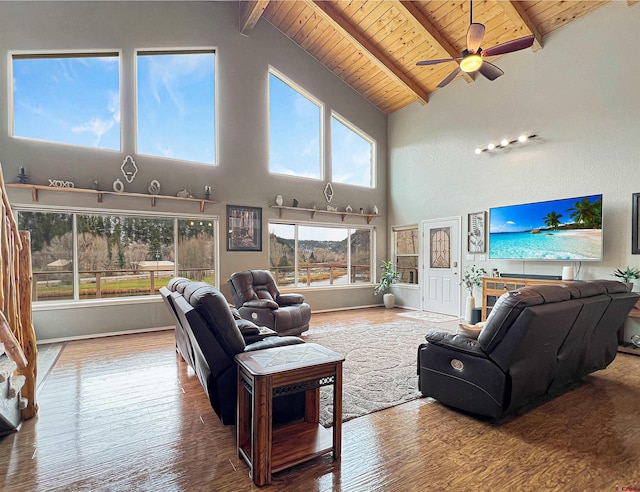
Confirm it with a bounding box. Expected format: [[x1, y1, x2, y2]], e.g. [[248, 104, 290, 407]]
[[236, 319, 260, 337], [244, 336, 305, 352], [243, 299, 279, 310], [425, 331, 488, 358], [276, 293, 305, 306]]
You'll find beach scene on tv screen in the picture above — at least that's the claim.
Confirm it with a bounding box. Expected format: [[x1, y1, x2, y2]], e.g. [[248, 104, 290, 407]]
[[489, 195, 603, 260]]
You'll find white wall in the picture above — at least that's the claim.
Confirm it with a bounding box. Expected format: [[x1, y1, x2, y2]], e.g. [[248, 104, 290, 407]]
[[388, 2, 640, 327], [0, 1, 388, 340]]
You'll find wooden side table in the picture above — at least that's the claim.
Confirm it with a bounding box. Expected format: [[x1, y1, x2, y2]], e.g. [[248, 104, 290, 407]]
[[235, 343, 344, 486]]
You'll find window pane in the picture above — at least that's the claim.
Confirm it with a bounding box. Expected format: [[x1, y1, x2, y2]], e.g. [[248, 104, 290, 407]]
[[397, 229, 418, 255], [269, 72, 321, 179], [331, 115, 374, 188], [137, 51, 216, 164], [12, 54, 120, 150], [77, 214, 174, 299], [397, 256, 418, 284], [269, 222, 373, 288], [269, 223, 295, 286], [177, 219, 216, 283], [298, 226, 348, 287], [18, 211, 74, 301], [350, 229, 371, 283]]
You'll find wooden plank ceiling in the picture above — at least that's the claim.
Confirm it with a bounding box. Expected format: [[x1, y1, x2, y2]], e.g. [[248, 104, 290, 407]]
[[240, 0, 621, 114]]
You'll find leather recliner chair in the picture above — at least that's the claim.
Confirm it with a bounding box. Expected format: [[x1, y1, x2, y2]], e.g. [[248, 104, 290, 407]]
[[163, 277, 305, 425], [228, 270, 312, 336]]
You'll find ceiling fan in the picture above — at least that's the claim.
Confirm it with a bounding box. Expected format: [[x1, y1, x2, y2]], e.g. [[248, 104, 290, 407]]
[[416, 0, 535, 88]]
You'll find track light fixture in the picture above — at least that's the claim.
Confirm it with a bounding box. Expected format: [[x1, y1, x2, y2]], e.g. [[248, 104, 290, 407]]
[[474, 134, 537, 154]]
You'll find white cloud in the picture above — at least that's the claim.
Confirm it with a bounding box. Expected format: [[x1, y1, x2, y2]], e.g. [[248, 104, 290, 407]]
[[108, 91, 120, 124], [506, 221, 516, 225], [145, 53, 212, 115], [71, 90, 120, 147], [72, 118, 115, 147], [155, 143, 175, 158]]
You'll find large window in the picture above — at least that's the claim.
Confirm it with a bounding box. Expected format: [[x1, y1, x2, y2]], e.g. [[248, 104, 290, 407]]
[[269, 223, 372, 288], [12, 52, 120, 150], [394, 226, 419, 284], [137, 50, 216, 164], [269, 70, 322, 179], [331, 112, 375, 188], [18, 210, 217, 302]]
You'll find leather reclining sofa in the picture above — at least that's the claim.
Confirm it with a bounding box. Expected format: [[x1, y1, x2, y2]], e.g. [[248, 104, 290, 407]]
[[160, 277, 305, 425], [418, 280, 639, 419]]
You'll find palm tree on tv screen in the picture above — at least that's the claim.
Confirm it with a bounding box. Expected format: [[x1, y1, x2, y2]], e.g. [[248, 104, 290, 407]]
[[567, 197, 602, 229], [542, 211, 563, 230]]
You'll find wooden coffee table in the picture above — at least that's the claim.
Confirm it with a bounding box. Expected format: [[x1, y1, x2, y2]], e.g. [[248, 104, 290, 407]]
[[235, 343, 344, 486]]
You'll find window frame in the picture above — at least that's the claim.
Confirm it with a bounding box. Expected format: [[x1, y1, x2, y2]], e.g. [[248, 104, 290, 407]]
[[268, 67, 324, 181], [393, 225, 419, 286], [330, 110, 376, 189], [268, 219, 375, 290], [14, 203, 220, 305], [135, 47, 218, 166], [10, 49, 123, 152]]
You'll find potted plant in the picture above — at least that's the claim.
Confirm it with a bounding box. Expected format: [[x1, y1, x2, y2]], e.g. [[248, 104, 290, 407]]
[[460, 265, 487, 321], [612, 266, 640, 291], [375, 260, 401, 308]]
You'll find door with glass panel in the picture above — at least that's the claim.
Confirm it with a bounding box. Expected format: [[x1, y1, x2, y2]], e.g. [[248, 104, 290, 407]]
[[421, 217, 461, 316]]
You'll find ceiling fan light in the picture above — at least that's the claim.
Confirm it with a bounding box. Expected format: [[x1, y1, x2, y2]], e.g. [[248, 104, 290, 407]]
[[460, 54, 482, 72]]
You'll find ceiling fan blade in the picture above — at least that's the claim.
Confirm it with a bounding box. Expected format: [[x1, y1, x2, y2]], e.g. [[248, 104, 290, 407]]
[[483, 35, 535, 57], [437, 67, 462, 88], [478, 61, 504, 81], [467, 23, 485, 53], [416, 57, 456, 66]]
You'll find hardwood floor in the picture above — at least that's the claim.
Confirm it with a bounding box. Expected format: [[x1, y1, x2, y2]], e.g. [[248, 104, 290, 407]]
[[2, 307, 640, 491]]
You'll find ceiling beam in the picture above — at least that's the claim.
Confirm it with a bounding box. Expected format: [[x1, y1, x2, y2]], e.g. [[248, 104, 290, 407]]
[[397, 1, 473, 84], [499, 1, 544, 51], [309, 0, 429, 105], [239, 0, 270, 35]]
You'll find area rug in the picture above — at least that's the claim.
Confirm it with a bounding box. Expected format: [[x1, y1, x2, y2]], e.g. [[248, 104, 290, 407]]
[[396, 310, 461, 323], [302, 317, 456, 426]]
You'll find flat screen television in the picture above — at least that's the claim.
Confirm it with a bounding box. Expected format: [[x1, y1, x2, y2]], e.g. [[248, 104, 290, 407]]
[[489, 194, 603, 261]]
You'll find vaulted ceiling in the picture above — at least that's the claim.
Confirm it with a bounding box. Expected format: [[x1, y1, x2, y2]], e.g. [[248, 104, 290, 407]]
[[239, 0, 636, 114]]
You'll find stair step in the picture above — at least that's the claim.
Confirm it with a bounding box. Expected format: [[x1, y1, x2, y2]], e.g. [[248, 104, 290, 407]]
[[8, 375, 26, 399], [0, 358, 17, 383]]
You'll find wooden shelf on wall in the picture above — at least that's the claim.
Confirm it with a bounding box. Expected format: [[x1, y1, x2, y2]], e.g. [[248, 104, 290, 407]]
[[270, 205, 381, 224], [6, 183, 220, 213]]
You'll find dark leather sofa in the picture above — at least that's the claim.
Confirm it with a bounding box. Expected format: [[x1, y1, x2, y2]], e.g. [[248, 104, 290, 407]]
[[161, 277, 305, 425], [418, 280, 639, 419], [228, 270, 311, 336]]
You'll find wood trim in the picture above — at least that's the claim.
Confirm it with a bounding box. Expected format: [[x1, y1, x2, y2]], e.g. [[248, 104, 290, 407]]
[[308, 0, 429, 105], [499, 1, 544, 51], [397, 1, 474, 84], [239, 0, 270, 34]]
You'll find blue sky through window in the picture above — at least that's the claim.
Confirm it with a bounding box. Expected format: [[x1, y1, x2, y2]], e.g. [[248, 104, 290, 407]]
[[331, 114, 374, 188], [137, 51, 216, 164], [13, 54, 120, 150], [269, 72, 321, 179]]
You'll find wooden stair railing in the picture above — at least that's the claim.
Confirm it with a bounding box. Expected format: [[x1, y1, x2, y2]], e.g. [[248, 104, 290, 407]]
[[0, 163, 37, 422]]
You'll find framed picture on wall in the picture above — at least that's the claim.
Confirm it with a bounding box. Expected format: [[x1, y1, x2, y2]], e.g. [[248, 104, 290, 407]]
[[633, 193, 640, 254], [467, 211, 487, 253], [227, 205, 262, 251]]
